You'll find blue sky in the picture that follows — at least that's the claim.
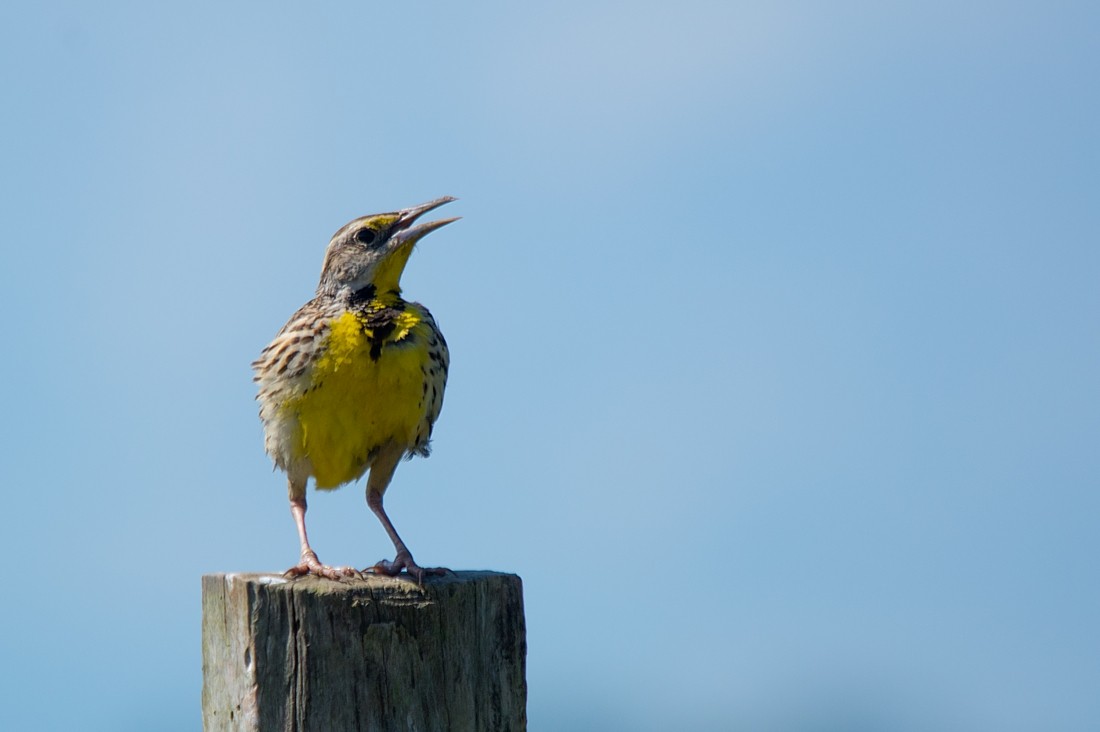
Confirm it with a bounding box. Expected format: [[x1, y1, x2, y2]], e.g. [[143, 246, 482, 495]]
[[2, 2, 1098, 730]]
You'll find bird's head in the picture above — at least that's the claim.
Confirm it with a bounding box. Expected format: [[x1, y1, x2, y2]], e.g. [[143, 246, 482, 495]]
[[317, 196, 458, 298]]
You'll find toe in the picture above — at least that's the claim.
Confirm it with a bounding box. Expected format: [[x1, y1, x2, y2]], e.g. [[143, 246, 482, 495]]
[[284, 553, 360, 581], [364, 558, 402, 576], [364, 554, 450, 582]]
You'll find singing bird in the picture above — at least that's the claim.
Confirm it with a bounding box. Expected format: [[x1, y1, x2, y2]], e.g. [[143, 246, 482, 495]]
[[253, 197, 457, 581]]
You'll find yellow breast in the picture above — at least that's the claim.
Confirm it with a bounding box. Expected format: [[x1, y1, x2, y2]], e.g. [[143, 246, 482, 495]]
[[285, 310, 430, 488]]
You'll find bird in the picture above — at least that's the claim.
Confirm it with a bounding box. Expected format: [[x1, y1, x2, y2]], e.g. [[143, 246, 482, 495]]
[[252, 196, 458, 582]]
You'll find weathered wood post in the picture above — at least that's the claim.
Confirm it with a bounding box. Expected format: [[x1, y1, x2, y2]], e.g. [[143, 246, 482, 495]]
[[202, 572, 526, 731]]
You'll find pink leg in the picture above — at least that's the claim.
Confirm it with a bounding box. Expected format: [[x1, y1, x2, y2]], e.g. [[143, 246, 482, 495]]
[[364, 489, 449, 583], [283, 496, 360, 581]]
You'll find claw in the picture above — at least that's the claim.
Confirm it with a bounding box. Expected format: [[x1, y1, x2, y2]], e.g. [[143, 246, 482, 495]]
[[284, 549, 359, 581], [364, 550, 450, 584]]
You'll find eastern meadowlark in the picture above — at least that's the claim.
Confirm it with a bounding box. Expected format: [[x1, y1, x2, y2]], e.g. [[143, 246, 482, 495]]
[[253, 196, 457, 581]]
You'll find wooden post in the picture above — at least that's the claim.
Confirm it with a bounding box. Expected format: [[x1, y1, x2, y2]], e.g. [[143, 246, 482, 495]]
[[201, 572, 526, 732]]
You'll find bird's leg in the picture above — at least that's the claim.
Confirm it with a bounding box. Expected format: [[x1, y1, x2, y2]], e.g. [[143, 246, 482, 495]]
[[283, 490, 359, 581], [365, 489, 449, 582], [362, 448, 449, 582]]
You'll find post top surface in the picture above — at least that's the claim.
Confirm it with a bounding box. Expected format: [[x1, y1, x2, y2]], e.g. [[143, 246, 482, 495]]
[[203, 570, 521, 596]]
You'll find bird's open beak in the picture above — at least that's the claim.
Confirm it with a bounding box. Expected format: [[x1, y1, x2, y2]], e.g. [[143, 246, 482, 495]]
[[390, 196, 459, 247]]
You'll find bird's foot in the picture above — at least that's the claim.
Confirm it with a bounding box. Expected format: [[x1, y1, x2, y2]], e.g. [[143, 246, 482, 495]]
[[365, 551, 450, 584], [283, 550, 361, 581]]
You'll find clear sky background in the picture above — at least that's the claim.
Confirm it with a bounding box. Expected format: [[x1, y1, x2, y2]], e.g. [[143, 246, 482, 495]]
[[2, 2, 1098, 730]]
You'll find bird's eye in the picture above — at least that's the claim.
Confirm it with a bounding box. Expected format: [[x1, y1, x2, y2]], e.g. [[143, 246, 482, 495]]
[[355, 228, 377, 246]]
